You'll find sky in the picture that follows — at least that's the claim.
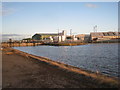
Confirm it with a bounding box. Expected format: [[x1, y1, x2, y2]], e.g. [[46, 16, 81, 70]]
[[2, 2, 118, 36]]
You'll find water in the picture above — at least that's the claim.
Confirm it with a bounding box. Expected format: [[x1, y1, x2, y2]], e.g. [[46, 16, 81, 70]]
[[13, 43, 119, 77]]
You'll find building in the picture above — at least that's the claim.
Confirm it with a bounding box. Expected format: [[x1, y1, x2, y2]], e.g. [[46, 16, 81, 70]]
[[32, 30, 67, 42], [32, 33, 58, 41], [65, 35, 78, 42], [75, 34, 86, 41], [75, 34, 91, 42], [90, 32, 120, 42]]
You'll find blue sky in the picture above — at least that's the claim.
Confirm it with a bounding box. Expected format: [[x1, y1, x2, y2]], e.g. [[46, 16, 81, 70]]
[[2, 2, 118, 35]]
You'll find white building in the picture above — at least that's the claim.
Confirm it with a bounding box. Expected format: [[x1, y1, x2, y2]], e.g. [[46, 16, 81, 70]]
[[53, 30, 67, 42]]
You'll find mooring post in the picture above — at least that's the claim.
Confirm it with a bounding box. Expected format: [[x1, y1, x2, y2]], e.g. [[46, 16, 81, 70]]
[[9, 39, 12, 47]]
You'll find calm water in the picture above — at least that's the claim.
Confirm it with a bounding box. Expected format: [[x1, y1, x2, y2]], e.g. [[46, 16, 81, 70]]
[[13, 43, 119, 77]]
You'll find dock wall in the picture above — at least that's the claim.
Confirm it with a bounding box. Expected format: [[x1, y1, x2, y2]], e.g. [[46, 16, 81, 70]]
[[1, 42, 42, 47]]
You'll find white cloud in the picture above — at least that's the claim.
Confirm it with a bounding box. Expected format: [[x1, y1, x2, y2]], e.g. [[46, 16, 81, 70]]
[[85, 3, 98, 8]]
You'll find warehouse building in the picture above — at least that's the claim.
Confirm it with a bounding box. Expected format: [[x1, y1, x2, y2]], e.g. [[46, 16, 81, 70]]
[[75, 34, 91, 42], [32, 30, 67, 42], [90, 32, 120, 42]]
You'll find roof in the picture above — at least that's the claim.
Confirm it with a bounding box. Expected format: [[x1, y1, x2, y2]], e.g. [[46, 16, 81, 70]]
[[90, 32, 120, 37], [35, 33, 58, 35]]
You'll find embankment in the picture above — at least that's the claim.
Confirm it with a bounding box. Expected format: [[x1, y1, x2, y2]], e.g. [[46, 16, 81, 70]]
[[2, 46, 119, 88], [44, 42, 86, 46], [1, 42, 42, 47]]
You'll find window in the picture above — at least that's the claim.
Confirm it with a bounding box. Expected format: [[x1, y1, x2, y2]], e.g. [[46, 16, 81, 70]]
[[66, 37, 72, 39]]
